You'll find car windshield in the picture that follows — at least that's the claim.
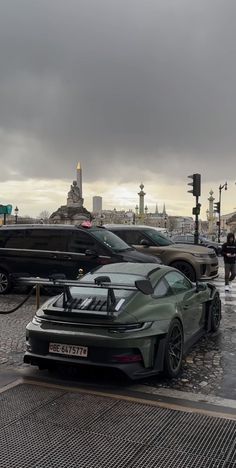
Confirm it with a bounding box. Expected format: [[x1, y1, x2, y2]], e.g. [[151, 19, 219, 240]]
[[91, 229, 132, 252], [144, 229, 174, 246]]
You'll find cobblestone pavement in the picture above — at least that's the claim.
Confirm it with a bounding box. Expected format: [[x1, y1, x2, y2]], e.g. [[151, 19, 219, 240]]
[[0, 259, 235, 399]]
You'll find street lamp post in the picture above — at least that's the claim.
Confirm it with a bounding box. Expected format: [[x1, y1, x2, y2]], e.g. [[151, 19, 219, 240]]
[[218, 182, 227, 243], [14, 206, 19, 224]]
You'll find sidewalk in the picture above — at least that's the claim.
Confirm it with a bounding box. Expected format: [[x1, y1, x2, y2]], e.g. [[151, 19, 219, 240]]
[[1, 376, 236, 468], [1, 259, 236, 467]]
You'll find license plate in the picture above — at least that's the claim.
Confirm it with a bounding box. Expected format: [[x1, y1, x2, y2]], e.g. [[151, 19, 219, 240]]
[[49, 342, 88, 357]]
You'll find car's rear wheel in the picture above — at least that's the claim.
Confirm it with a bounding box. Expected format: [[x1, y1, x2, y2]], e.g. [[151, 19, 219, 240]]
[[210, 293, 221, 332], [163, 319, 183, 378], [171, 261, 196, 281], [0, 270, 12, 294]]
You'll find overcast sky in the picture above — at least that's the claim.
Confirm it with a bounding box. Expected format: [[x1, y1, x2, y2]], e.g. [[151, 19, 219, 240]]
[[0, 0, 236, 217]]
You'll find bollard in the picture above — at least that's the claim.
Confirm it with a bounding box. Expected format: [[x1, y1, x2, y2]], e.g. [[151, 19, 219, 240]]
[[77, 268, 84, 279]]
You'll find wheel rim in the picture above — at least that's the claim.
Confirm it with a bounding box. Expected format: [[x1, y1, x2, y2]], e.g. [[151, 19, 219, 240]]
[[0, 273, 9, 293], [174, 263, 195, 281], [212, 297, 221, 327], [168, 325, 183, 372]]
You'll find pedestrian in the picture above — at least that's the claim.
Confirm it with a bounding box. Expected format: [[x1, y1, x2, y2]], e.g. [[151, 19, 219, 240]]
[[221, 232, 236, 292]]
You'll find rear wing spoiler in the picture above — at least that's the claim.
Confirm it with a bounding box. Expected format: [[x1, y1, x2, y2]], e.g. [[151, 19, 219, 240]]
[[16, 275, 154, 316], [17, 275, 153, 293]]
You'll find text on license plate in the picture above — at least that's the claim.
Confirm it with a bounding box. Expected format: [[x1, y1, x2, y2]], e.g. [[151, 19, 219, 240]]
[[49, 343, 88, 357]]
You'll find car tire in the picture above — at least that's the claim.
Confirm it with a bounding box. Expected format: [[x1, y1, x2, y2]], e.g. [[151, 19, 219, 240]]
[[0, 270, 12, 294], [209, 292, 221, 332], [163, 319, 183, 378], [171, 261, 196, 281]]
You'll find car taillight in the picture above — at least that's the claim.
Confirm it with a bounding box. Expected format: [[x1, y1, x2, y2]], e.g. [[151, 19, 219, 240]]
[[111, 353, 142, 363]]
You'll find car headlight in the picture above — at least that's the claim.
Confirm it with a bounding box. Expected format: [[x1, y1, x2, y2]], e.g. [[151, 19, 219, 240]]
[[191, 253, 209, 258]]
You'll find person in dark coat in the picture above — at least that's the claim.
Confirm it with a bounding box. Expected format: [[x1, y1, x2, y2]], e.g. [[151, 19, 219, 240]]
[[221, 232, 236, 291]]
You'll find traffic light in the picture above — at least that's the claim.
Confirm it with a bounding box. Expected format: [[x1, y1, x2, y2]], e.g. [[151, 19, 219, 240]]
[[192, 203, 201, 216], [187, 173, 201, 197], [214, 202, 220, 213]]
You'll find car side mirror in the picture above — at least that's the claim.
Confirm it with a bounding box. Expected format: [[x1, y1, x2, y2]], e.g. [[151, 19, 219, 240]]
[[135, 279, 154, 295], [196, 283, 206, 292], [140, 239, 151, 247]]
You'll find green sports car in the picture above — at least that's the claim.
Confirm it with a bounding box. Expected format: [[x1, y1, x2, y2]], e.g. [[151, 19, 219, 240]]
[[24, 263, 221, 379]]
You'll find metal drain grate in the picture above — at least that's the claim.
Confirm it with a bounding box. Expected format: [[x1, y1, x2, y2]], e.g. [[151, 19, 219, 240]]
[[0, 383, 235, 468]]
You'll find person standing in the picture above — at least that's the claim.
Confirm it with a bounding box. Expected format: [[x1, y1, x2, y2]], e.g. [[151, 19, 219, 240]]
[[221, 232, 236, 291]]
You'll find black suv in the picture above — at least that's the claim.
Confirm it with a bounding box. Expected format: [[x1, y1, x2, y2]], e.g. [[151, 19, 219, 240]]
[[0, 224, 160, 293]]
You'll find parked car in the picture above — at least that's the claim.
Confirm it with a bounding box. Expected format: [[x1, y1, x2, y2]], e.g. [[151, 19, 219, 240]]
[[104, 225, 219, 282], [171, 234, 222, 255], [24, 262, 221, 379], [0, 224, 160, 294]]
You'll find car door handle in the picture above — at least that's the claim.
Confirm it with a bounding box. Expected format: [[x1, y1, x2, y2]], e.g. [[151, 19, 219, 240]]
[[183, 305, 190, 310], [62, 255, 72, 260]]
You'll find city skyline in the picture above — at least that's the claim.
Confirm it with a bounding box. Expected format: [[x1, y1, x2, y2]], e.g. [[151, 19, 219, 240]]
[[0, 172, 234, 221], [1, 1, 236, 218]]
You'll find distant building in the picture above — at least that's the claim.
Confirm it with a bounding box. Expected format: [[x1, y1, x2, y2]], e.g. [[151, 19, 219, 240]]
[[93, 196, 102, 213], [221, 212, 236, 233], [172, 216, 194, 233]]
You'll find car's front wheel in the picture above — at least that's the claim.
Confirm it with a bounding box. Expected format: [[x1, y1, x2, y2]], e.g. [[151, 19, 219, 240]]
[[171, 261, 196, 281], [163, 319, 183, 378], [0, 270, 12, 294]]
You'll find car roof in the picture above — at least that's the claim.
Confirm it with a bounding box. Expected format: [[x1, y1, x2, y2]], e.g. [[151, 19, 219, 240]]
[[104, 224, 164, 231], [92, 262, 172, 277], [0, 224, 105, 232], [172, 234, 190, 237]]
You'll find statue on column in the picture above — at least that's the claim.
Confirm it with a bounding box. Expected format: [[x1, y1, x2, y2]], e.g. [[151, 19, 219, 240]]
[[67, 181, 83, 207]]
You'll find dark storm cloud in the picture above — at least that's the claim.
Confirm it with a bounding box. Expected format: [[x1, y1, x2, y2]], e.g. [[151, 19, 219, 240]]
[[0, 0, 236, 184]]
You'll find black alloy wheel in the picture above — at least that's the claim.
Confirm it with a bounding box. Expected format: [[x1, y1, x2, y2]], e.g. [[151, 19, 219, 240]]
[[210, 293, 221, 332], [0, 270, 11, 294], [164, 319, 183, 378], [171, 261, 196, 282]]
